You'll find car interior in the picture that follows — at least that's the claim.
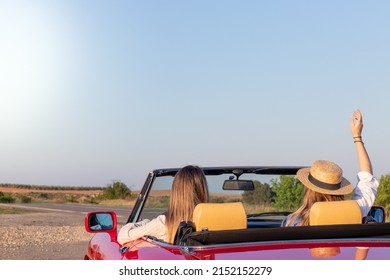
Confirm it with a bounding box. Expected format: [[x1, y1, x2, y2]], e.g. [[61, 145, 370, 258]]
[[173, 201, 390, 247]]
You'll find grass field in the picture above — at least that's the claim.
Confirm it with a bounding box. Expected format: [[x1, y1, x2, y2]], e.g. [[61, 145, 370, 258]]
[[0, 184, 103, 204], [0, 184, 275, 214]]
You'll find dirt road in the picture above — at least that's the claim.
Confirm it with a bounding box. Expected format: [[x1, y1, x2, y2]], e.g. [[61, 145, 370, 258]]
[[0, 207, 91, 260]]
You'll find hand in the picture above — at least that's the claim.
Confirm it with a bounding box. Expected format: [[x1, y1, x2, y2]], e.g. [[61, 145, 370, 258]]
[[350, 109, 363, 138]]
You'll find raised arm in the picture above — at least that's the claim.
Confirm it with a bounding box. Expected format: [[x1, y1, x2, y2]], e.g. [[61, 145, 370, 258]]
[[350, 109, 373, 174], [350, 109, 378, 217]]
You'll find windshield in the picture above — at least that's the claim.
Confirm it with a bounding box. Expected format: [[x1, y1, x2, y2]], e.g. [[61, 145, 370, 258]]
[[139, 171, 300, 222]]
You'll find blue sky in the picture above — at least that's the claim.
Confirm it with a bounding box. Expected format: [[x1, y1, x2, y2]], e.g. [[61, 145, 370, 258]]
[[0, 0, 389, 189]]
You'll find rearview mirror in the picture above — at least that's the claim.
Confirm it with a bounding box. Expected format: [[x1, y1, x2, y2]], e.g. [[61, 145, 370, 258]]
[[223, 180, 254, 191]]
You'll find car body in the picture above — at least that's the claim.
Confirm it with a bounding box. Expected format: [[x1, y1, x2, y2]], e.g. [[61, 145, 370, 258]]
[[84, 166, 390, 260]]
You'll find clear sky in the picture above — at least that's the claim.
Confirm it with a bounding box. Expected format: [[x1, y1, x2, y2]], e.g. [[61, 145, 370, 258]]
[[0, 0, 389, 189]]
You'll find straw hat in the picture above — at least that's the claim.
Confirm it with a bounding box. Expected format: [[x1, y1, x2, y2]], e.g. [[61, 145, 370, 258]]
[[296, 160, 353, 195]]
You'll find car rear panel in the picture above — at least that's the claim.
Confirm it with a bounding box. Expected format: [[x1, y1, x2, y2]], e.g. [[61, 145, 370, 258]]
[[86, 233, 390, 260]]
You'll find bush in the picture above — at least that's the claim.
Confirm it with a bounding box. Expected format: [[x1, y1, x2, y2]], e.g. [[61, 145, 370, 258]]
[[242, 180, 273, 205], [20, 195, 32, 203], [101, 181, 131, 200], [39, 193, 51, 200], [83, 196, 99, 204], [271, 175, 304, 211], [67, 195, 78, 203], [375, 174, 390, 215], [0, 192, 15, 203]]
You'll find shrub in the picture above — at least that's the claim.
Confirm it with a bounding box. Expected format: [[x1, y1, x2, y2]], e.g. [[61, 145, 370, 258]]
[[271, 175, 304, 211], [83, 196, 99, 204], [0, 192, 15, 203], [20, 195, 32, 203], [39, 193, 51, 200], [101, 181, 131, 200], [375, 174, 390, 215], [67, 195, 78, 203], [242, 180, 273, 205]]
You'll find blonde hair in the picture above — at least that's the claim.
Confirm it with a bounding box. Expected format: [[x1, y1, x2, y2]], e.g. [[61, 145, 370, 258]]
[[165, 165, 209, 243], [285, 187, 344, 226]]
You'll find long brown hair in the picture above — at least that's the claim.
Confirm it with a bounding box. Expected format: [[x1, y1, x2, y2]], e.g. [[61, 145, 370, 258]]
[[285, 186, 344, 226], [165, 165, 209, 243]]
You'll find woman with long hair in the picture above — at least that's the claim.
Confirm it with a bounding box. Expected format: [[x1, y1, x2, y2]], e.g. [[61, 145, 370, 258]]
[[282, 110, 379, 227], [118, 165, 209, 244]]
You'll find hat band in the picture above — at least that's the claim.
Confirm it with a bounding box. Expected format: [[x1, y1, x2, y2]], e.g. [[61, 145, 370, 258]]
[[308, 174, 341, 190]]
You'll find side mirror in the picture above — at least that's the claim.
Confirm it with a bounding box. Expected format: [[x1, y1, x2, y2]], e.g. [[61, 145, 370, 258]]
[[364, 206, 386, 223], [85, 211, 117, 233]]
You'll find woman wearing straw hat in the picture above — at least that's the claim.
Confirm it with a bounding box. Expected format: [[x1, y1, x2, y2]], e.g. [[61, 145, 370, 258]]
[[282, 109, 379, 227]]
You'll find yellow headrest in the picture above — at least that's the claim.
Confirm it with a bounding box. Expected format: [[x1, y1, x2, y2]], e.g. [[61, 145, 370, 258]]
[[192, 202, 247, 231], [309, 200, 362, 225]]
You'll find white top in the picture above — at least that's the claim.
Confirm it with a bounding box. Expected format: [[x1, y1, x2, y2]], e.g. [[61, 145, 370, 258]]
[[351, 172, 379, 217], [117, 214, 167, 245], [282, 171, 379, 227]]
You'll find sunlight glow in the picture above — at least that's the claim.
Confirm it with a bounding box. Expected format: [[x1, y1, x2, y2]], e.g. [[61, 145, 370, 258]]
[[0, 2, 70, 128]]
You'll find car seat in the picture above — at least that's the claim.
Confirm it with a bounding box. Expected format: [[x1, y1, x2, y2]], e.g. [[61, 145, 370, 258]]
[[309, 200, 362, 225], [192, 202, 247, 231], [172, 202, 247, 246]]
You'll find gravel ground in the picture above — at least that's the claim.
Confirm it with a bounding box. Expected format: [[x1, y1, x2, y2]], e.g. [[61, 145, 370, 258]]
[[0, 210, 91, 260]]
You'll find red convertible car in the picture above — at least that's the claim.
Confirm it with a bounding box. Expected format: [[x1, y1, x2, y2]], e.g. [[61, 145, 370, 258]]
[[84, 166, 390, 260]]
